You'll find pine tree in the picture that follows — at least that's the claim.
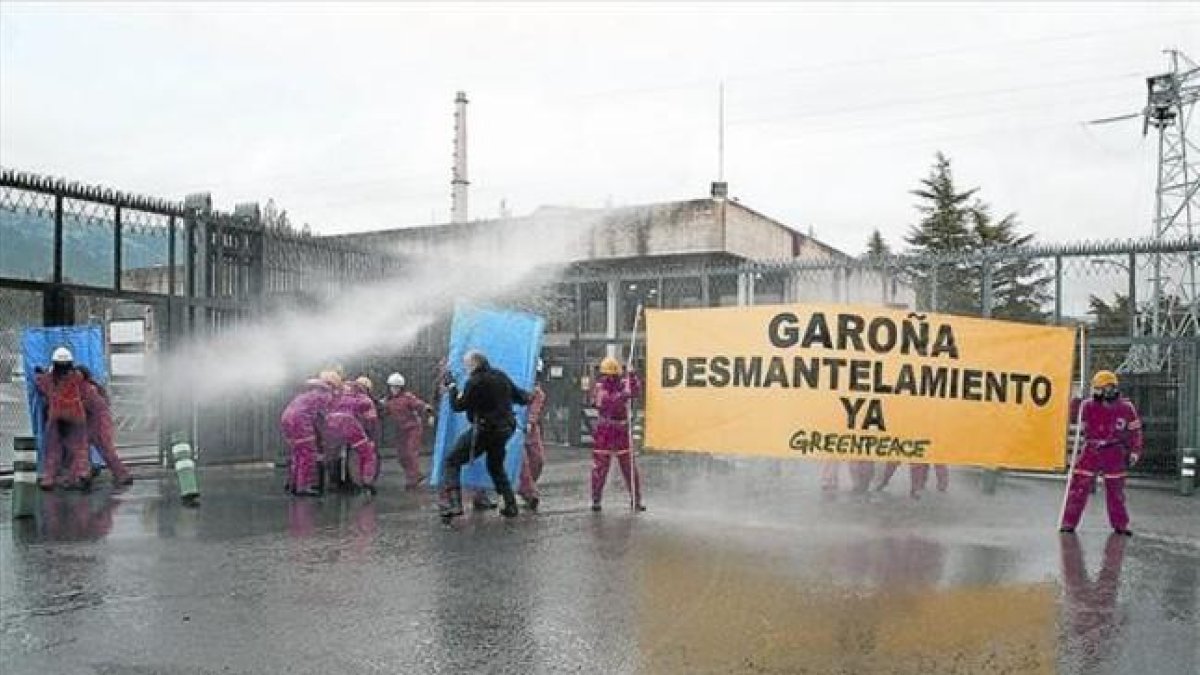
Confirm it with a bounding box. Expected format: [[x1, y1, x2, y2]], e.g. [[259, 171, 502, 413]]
[[1089, 293, 1133, 337], [905, 152, 1051, 321], [866, 229, 890, 259], [904, 152, 979, 314], [971, 203, 1051, 322]]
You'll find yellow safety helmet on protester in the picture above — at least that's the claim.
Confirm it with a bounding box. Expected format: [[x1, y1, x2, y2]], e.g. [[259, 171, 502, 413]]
[[355, 376, 373, 392], [318, 370, 344, 389], [599, 356, 622, 376], [1091, 370, 1118, 390]]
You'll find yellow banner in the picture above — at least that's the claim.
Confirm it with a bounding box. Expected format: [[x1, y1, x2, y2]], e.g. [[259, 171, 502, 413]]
[[645, 304, 1075, 469]]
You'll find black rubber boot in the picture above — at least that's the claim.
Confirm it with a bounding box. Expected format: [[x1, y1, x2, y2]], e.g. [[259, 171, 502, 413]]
[[523, 496, 540, 512], [591, 502, 602, 512], [472, 494, 498, 511], [499, 489, 519, 518], [440, 489, 465, 519], [293, 487, 322, 498]]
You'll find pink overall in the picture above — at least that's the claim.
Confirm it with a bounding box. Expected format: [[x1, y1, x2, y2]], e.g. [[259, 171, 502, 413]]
[[81, 381, 131, 482], [876, 462, 948, 495], [280, 380, 334, 493], [910, 464, 949, 493], [820, 461, 875, 492], [518, 385, 547, 501], [35, 370, 91, 488], [384, 391, 430, 487], [591, 373, 641, 506], [325, 384, 379, 488], [1061, 397, 1143, 531]]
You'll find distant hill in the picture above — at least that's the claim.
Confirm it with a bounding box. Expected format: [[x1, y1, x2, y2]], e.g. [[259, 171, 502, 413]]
[[1, 210, 171, 284]]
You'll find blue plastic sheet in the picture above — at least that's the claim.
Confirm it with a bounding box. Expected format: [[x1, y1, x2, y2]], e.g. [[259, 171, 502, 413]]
[[21, 325, 107, 471], [430, 305, 545, 490]]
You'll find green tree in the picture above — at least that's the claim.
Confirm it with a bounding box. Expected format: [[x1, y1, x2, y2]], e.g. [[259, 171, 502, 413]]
[[971, 203, 1051, 322], [865, 229, 890, 259], [905, 152, 979, 314], [905, 152, 1051, 322], [1088, 293, 1134, 337]]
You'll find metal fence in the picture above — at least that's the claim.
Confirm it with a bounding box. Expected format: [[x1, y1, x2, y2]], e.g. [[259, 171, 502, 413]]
[[538, 239, 1199, 476], [0, 169, 408, 470], [2, 168, 1197, 477]]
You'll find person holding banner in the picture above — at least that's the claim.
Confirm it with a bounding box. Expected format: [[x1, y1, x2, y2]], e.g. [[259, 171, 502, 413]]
[[821, 461, 876, 494], [1059, 371, 1142, 536], [439, 350, 532, 520], [874, 461, 947, 498], [590, 356, 645, 512]]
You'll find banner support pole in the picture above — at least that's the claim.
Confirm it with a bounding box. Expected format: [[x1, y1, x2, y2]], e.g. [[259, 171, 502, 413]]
[[627, 304, 644, 512]]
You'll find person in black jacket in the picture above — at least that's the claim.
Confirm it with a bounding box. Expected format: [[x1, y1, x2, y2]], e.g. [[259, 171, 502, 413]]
[[440, 350, 531, 519]]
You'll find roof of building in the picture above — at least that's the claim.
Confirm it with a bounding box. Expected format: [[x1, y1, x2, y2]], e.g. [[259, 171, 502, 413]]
[[325, 194, 852, 264]]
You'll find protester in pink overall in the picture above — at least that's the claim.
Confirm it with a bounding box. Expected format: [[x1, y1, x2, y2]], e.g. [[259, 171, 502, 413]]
[[875, 461, 948, 497], [382, 372, 431, 489], [591, 357, 644, 512], [280, 372, 339, 497], [77, 367, 132, 486], [34, 347, 92, 491], [326, 378, 380, 494], [518, 372, 548, 511], [820, 461, 875, 493], [1060, 370, 1142, 535]]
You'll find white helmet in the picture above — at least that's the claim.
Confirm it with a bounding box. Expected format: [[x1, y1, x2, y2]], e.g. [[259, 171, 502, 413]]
[[51, 347, 73, 364], [386, 372, 406, 388]]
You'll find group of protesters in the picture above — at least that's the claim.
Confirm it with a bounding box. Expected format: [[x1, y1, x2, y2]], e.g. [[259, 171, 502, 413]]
[[278, 341, 1141, 534], [277, 350, 645, 520]]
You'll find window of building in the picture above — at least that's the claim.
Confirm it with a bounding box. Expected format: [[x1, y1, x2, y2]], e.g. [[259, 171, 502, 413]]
[[708, 274, 739, 307], [546, 283, 578, 334], [581, 281, 607, 334], [622, 280, 659, 330], [754, 272, 788, 305], [662, 276, 703, 308]]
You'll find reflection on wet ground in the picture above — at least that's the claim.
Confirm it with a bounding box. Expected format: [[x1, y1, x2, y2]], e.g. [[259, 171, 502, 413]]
[[1, 453, 1196, 674]]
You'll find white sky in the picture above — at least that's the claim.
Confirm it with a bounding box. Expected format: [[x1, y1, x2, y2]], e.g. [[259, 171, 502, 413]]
[[1, 1, 1197, 254]]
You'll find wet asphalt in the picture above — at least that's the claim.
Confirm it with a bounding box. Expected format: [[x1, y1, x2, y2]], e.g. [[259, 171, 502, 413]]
[[1, 450, 1197, 675]]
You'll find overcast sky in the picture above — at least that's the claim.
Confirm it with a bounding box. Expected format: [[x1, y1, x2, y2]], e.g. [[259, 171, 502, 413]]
[[1, 1, 1197, 254]]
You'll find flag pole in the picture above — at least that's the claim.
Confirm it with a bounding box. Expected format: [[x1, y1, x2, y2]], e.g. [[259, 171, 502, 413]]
[[1057, 325, 1088, 530]]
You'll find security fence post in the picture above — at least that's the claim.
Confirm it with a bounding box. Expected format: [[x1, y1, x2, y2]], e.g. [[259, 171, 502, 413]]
[[980, 254, 1000, 495]]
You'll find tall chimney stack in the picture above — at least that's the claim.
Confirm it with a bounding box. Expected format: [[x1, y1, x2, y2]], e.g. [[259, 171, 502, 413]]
[[451, 91, 469, 223]]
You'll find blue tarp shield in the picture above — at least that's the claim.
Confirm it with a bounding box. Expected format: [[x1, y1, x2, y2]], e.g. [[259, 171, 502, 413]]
[[21, 325, 108, 470], [430, 306, 545, 491]]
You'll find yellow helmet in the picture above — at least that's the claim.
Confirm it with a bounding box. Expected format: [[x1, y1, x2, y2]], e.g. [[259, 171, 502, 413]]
[[1091, 370, 1118, 390], [318, 370, 344, 389], [599, 356, 621, 376], [355, 376, 373, 392]]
